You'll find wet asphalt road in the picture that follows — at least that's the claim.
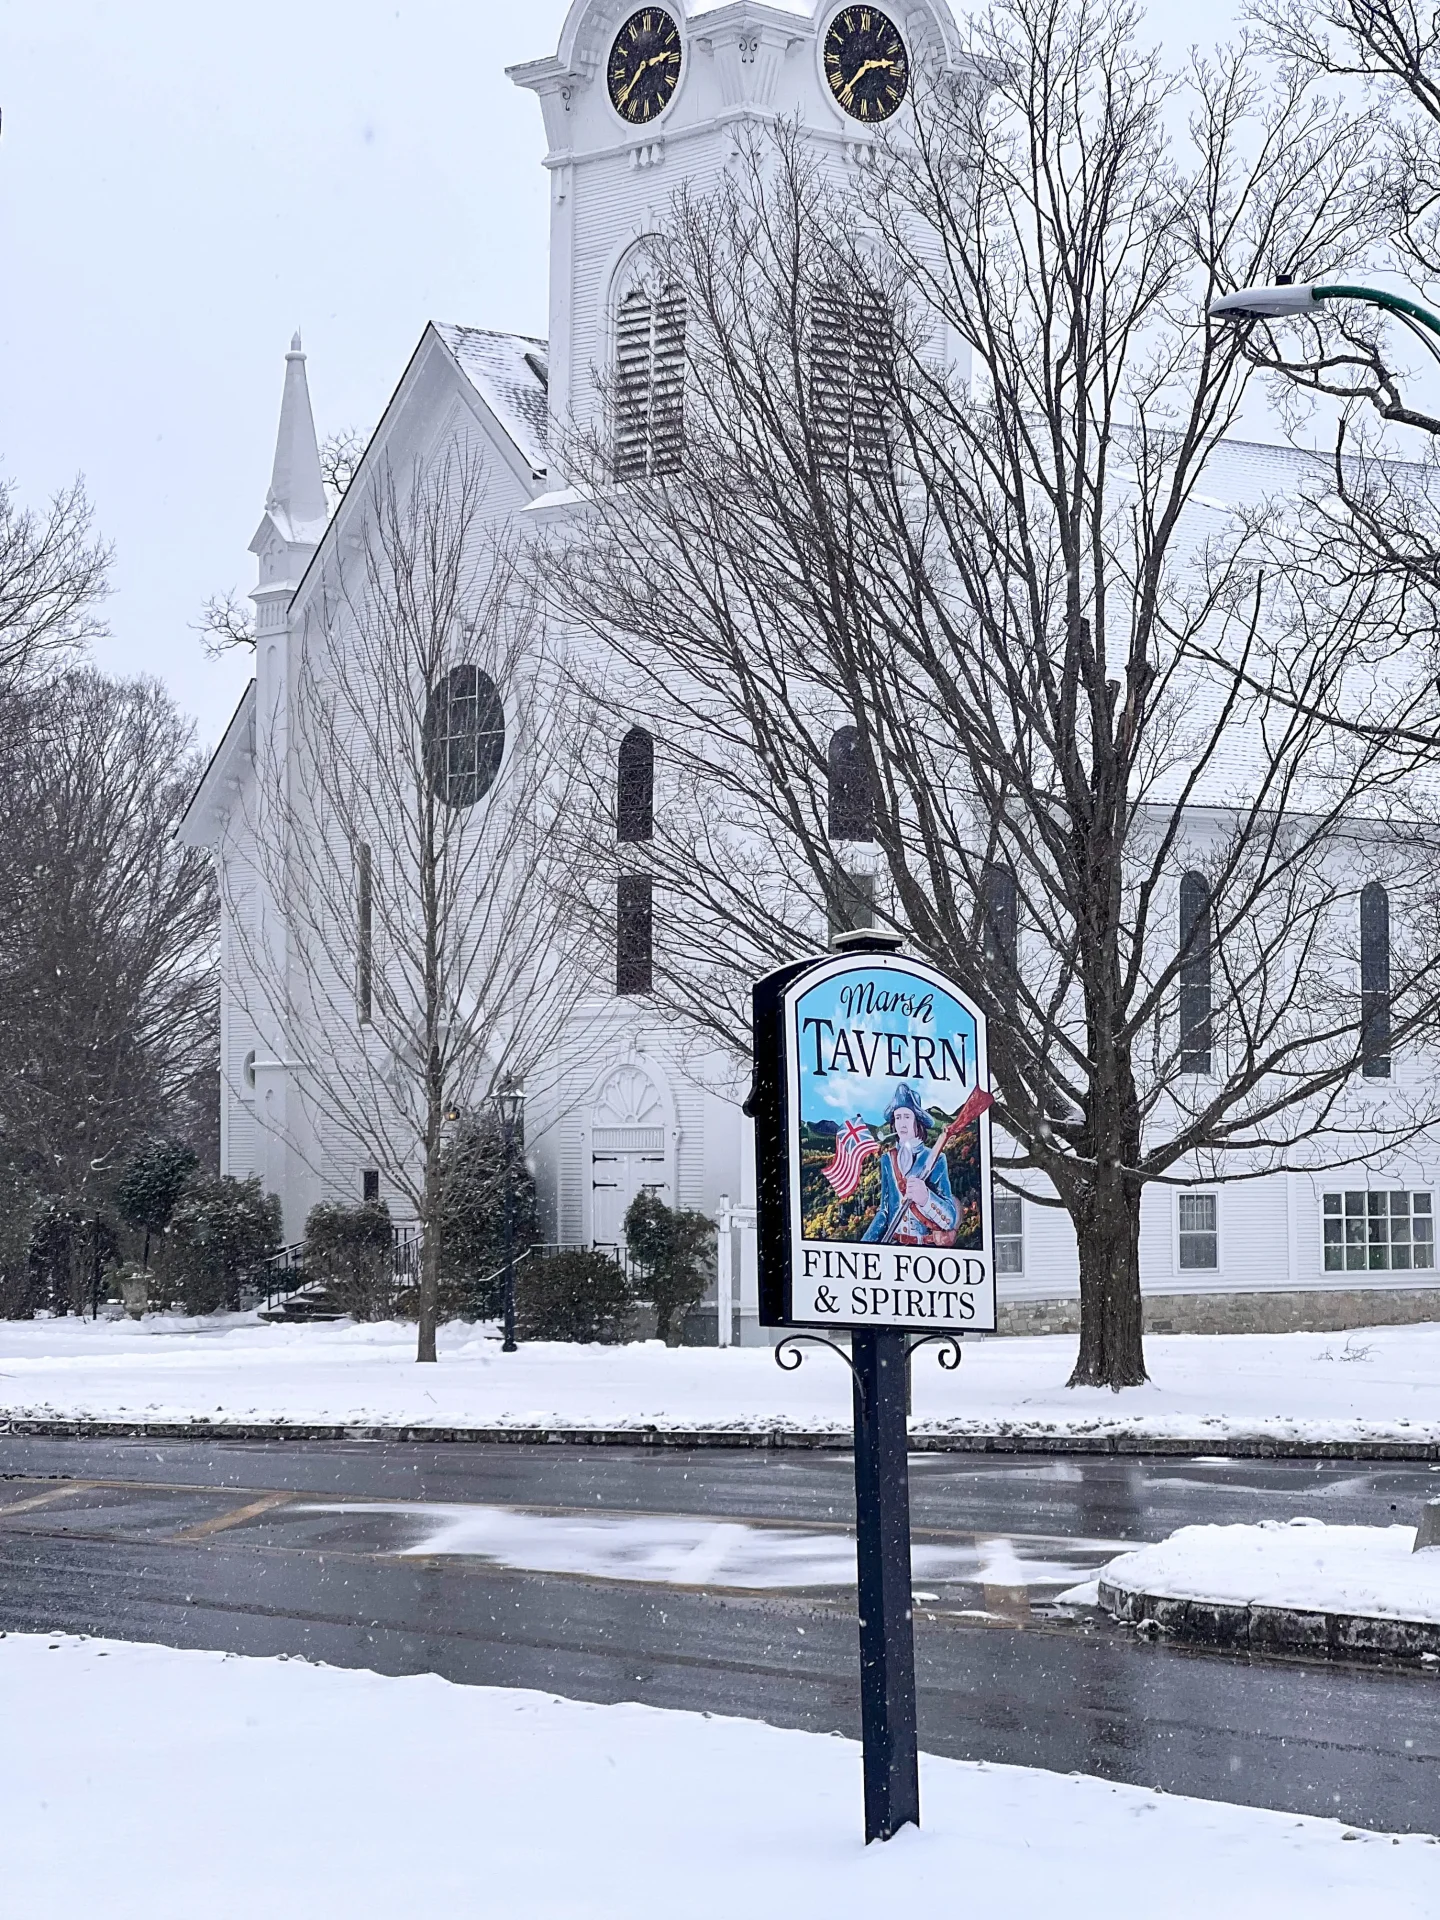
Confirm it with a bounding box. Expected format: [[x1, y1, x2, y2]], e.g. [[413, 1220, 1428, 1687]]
[[2, 1436, 1439, 1835]]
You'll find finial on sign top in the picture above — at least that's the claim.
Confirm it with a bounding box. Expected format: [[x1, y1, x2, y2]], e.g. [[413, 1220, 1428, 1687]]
[[830, 929, 904, 955]]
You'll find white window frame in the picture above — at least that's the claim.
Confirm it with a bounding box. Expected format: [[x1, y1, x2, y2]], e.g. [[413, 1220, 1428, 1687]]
[[993, 1192, 1024, 1275], [1174, 1190, 1221, 1274], [1322, 1188, 1435, 1275]]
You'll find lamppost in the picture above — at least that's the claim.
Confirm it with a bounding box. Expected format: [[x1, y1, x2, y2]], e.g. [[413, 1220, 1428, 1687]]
[[1209, 279, 1440, 362], [494, 1075, 524, 1354]]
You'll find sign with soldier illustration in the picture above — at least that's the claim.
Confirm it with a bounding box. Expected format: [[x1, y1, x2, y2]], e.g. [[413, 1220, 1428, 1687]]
[[749, 946, 997, 1332]]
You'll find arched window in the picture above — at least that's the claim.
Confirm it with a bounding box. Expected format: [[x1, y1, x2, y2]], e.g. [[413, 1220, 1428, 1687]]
[[1361, 881, 1391, 1079], [981, 862, 1018, 1007], [615, 284, 686, 480], [827, 725, 873, 840], [617, 727, 654, 843], [617, 874, 654, 995], [1178, 871, 1212, 1073], [423, 665, 505, 809], [809, 278, 890, 473]]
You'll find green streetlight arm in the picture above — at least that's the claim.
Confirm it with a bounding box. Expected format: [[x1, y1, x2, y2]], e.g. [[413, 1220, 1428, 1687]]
[[1210, 280, 1440, 341], [1314, 284, 1440, 342]]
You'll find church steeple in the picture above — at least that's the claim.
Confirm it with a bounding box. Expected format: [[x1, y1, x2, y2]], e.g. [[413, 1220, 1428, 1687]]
[[250, 334, 328, 640], [265, 332, 328, 534]]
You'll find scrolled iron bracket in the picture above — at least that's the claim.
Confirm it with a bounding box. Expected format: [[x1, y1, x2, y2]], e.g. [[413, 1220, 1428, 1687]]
[[904, 1331, 963, 1372], [775, 1333, 865, 1409]]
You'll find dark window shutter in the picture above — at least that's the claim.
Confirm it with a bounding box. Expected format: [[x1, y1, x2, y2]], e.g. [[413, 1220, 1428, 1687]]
[[617, 727, 655, 843], [827, 726, 873, 840], [617, 874, 654, 995], [1361, 881, 1391, 1079], [828, 870, 876, 945], [981, 862, 1018, 1008], [1179, 871, 1212, 1073]]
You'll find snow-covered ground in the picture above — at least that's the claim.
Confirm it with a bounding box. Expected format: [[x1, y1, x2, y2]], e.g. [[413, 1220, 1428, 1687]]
[[1090, 1519, 1440, 1623], [2, 1635, 1433, 1919], [4, 1311, 1440, 1446]]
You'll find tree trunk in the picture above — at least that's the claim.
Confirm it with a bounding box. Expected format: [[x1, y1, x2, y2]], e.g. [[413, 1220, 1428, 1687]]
[[1067, 1171, 1147, 1388], [416, 1217, 439, 1364]]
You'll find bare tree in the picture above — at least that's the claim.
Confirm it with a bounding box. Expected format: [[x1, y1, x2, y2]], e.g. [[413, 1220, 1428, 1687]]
[[0, 474, 110, 687], [0, 670, 218, 1212], [543, 0, 1440, 1388], [233, 449, 593, 1362], [1229, 0, 1440, 611], [319, 428, 366, 507]]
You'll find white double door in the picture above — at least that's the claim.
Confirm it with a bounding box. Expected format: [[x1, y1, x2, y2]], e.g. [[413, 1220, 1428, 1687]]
[[591, 1143, 669, 1259]]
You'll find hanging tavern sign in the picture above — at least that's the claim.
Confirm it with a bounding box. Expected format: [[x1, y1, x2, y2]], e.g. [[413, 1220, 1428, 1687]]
[[748, 941, 997, 1333]]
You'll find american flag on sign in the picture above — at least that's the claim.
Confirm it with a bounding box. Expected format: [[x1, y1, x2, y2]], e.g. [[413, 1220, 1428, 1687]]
[[821, 1117, 882, 1200]]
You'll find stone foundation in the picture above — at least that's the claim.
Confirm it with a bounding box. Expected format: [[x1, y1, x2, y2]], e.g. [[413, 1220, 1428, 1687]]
[[998, 1286, 1440, 1338]]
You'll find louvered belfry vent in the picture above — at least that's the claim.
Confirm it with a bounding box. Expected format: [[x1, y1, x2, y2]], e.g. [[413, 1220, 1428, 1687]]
[[615, 285, 687, 480], [810, 279, 890, 473]]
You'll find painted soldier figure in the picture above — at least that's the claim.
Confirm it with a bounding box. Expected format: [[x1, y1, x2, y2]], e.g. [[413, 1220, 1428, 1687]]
[[862, 1083, 960, 1247]]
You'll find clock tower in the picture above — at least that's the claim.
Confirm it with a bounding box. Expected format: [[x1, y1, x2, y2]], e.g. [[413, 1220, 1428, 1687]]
[[508, 0, 959, 462]]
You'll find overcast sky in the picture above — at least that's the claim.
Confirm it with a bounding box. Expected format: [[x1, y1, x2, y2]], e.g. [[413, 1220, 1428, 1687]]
[[2, 0, 1264, 752], [0, 0, 578, 745]]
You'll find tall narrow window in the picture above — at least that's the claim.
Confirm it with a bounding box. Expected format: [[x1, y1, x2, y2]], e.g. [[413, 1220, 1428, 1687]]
[[357, 842, 373, 1027], [828, 870, 876, 945], [1179, 871, 1212, 1073], [617, 874, 654, 995], [615, 285, 686, 480], [809, 279, 890, 473], [617, 727, 654, 843], [1361, 881, 1391, 1078], [993, 1194, 1024, 1274], [981, 862, 1018, 1007], [1177, 1192, 1219, 1269], [828, 726, 873, 840]]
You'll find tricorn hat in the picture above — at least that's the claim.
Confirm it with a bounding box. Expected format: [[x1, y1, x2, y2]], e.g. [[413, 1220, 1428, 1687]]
[[883, 1083, 933, 1136]]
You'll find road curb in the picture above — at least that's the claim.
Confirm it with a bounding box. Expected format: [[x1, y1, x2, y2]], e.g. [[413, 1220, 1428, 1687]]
[[4, 1417, 1440, 1458], [1097, 1576, 1440, 1662]]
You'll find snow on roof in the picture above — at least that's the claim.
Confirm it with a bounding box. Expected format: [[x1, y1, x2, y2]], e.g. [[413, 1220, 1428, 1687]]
[[433, 324, 549, 474]]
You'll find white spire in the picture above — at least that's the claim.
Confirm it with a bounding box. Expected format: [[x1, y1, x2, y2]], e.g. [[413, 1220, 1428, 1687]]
[[264, 332, 327, 534]]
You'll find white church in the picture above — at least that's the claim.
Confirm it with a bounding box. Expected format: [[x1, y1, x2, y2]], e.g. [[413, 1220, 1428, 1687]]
[[180, 0, 1440, 1341]]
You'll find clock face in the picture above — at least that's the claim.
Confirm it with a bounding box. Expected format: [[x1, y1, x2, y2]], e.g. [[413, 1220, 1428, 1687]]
[[607, 9, 683, 125], [823, 7, 910, 122]]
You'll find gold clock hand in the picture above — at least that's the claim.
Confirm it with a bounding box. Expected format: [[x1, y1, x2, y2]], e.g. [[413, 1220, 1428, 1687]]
[[616, 49, 675, 111], [839, 56, 891, 104]]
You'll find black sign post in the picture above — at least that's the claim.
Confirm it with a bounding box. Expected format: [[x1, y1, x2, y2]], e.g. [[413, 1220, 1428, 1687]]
[[851, 1327, 920, 1840], [747, 932, 995, 1845]]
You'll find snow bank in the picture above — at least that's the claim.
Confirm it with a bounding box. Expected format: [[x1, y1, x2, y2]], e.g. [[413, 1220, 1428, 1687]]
[[1, 1634, 1433, 1919], [1097, 1519, 1440, 1623], [4, 1312, 1440, 1448]]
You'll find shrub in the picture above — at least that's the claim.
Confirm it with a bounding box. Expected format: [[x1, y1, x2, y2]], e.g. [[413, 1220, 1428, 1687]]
[[163, 1175, 282, 1315], [115, 1139, 199, 1266], [25, 1206, 121, 1317], [436, 1111, 538, 1313], [625, 1192, 714, 1345], [303, 1199, 395, 1320], [515, 1249, 633, 1344]]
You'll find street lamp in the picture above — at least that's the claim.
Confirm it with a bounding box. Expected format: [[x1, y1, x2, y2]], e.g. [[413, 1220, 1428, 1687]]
[[1209, 280, 1440, 365], [493, 1074, 524, 1354]]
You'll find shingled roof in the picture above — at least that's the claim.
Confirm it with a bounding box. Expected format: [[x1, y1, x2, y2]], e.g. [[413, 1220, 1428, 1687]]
[[432, 323, 549, 474]]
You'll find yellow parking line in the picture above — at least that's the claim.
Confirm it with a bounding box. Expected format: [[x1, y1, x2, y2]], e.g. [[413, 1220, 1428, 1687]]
[[0, 1482, 96, 1519], [170, 1493, 295, 1542]]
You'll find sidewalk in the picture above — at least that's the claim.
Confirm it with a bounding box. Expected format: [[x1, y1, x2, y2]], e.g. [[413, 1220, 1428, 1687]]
[[3, 1312, 1440, 1454]]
